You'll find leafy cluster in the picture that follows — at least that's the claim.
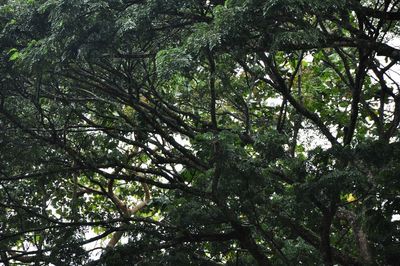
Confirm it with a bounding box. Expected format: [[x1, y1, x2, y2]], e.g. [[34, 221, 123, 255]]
[[1, 0, 400, 265]]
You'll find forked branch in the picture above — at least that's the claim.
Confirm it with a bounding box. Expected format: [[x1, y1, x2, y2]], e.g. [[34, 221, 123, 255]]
[[106, 180, 151, 248]]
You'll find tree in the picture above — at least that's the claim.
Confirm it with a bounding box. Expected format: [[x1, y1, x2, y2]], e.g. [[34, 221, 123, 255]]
[[0, 0, 399, 265]]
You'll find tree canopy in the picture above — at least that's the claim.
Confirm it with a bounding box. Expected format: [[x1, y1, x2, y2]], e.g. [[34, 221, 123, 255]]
[[1, 0, 400, 265]]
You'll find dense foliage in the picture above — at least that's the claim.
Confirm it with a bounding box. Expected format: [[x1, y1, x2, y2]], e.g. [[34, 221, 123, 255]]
[[1, 0, 400, 265]]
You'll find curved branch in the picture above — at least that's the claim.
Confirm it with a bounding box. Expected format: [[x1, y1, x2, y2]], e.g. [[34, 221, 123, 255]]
[[349, 0, 400, 21], [259, 54, 340, 146]]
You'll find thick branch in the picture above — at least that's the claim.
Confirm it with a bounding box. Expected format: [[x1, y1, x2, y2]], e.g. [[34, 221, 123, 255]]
[[207, 50, 218, 130], [106, 182, 151, 248], [337, 208, 372, 264], [344, 50, 370, 145]]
